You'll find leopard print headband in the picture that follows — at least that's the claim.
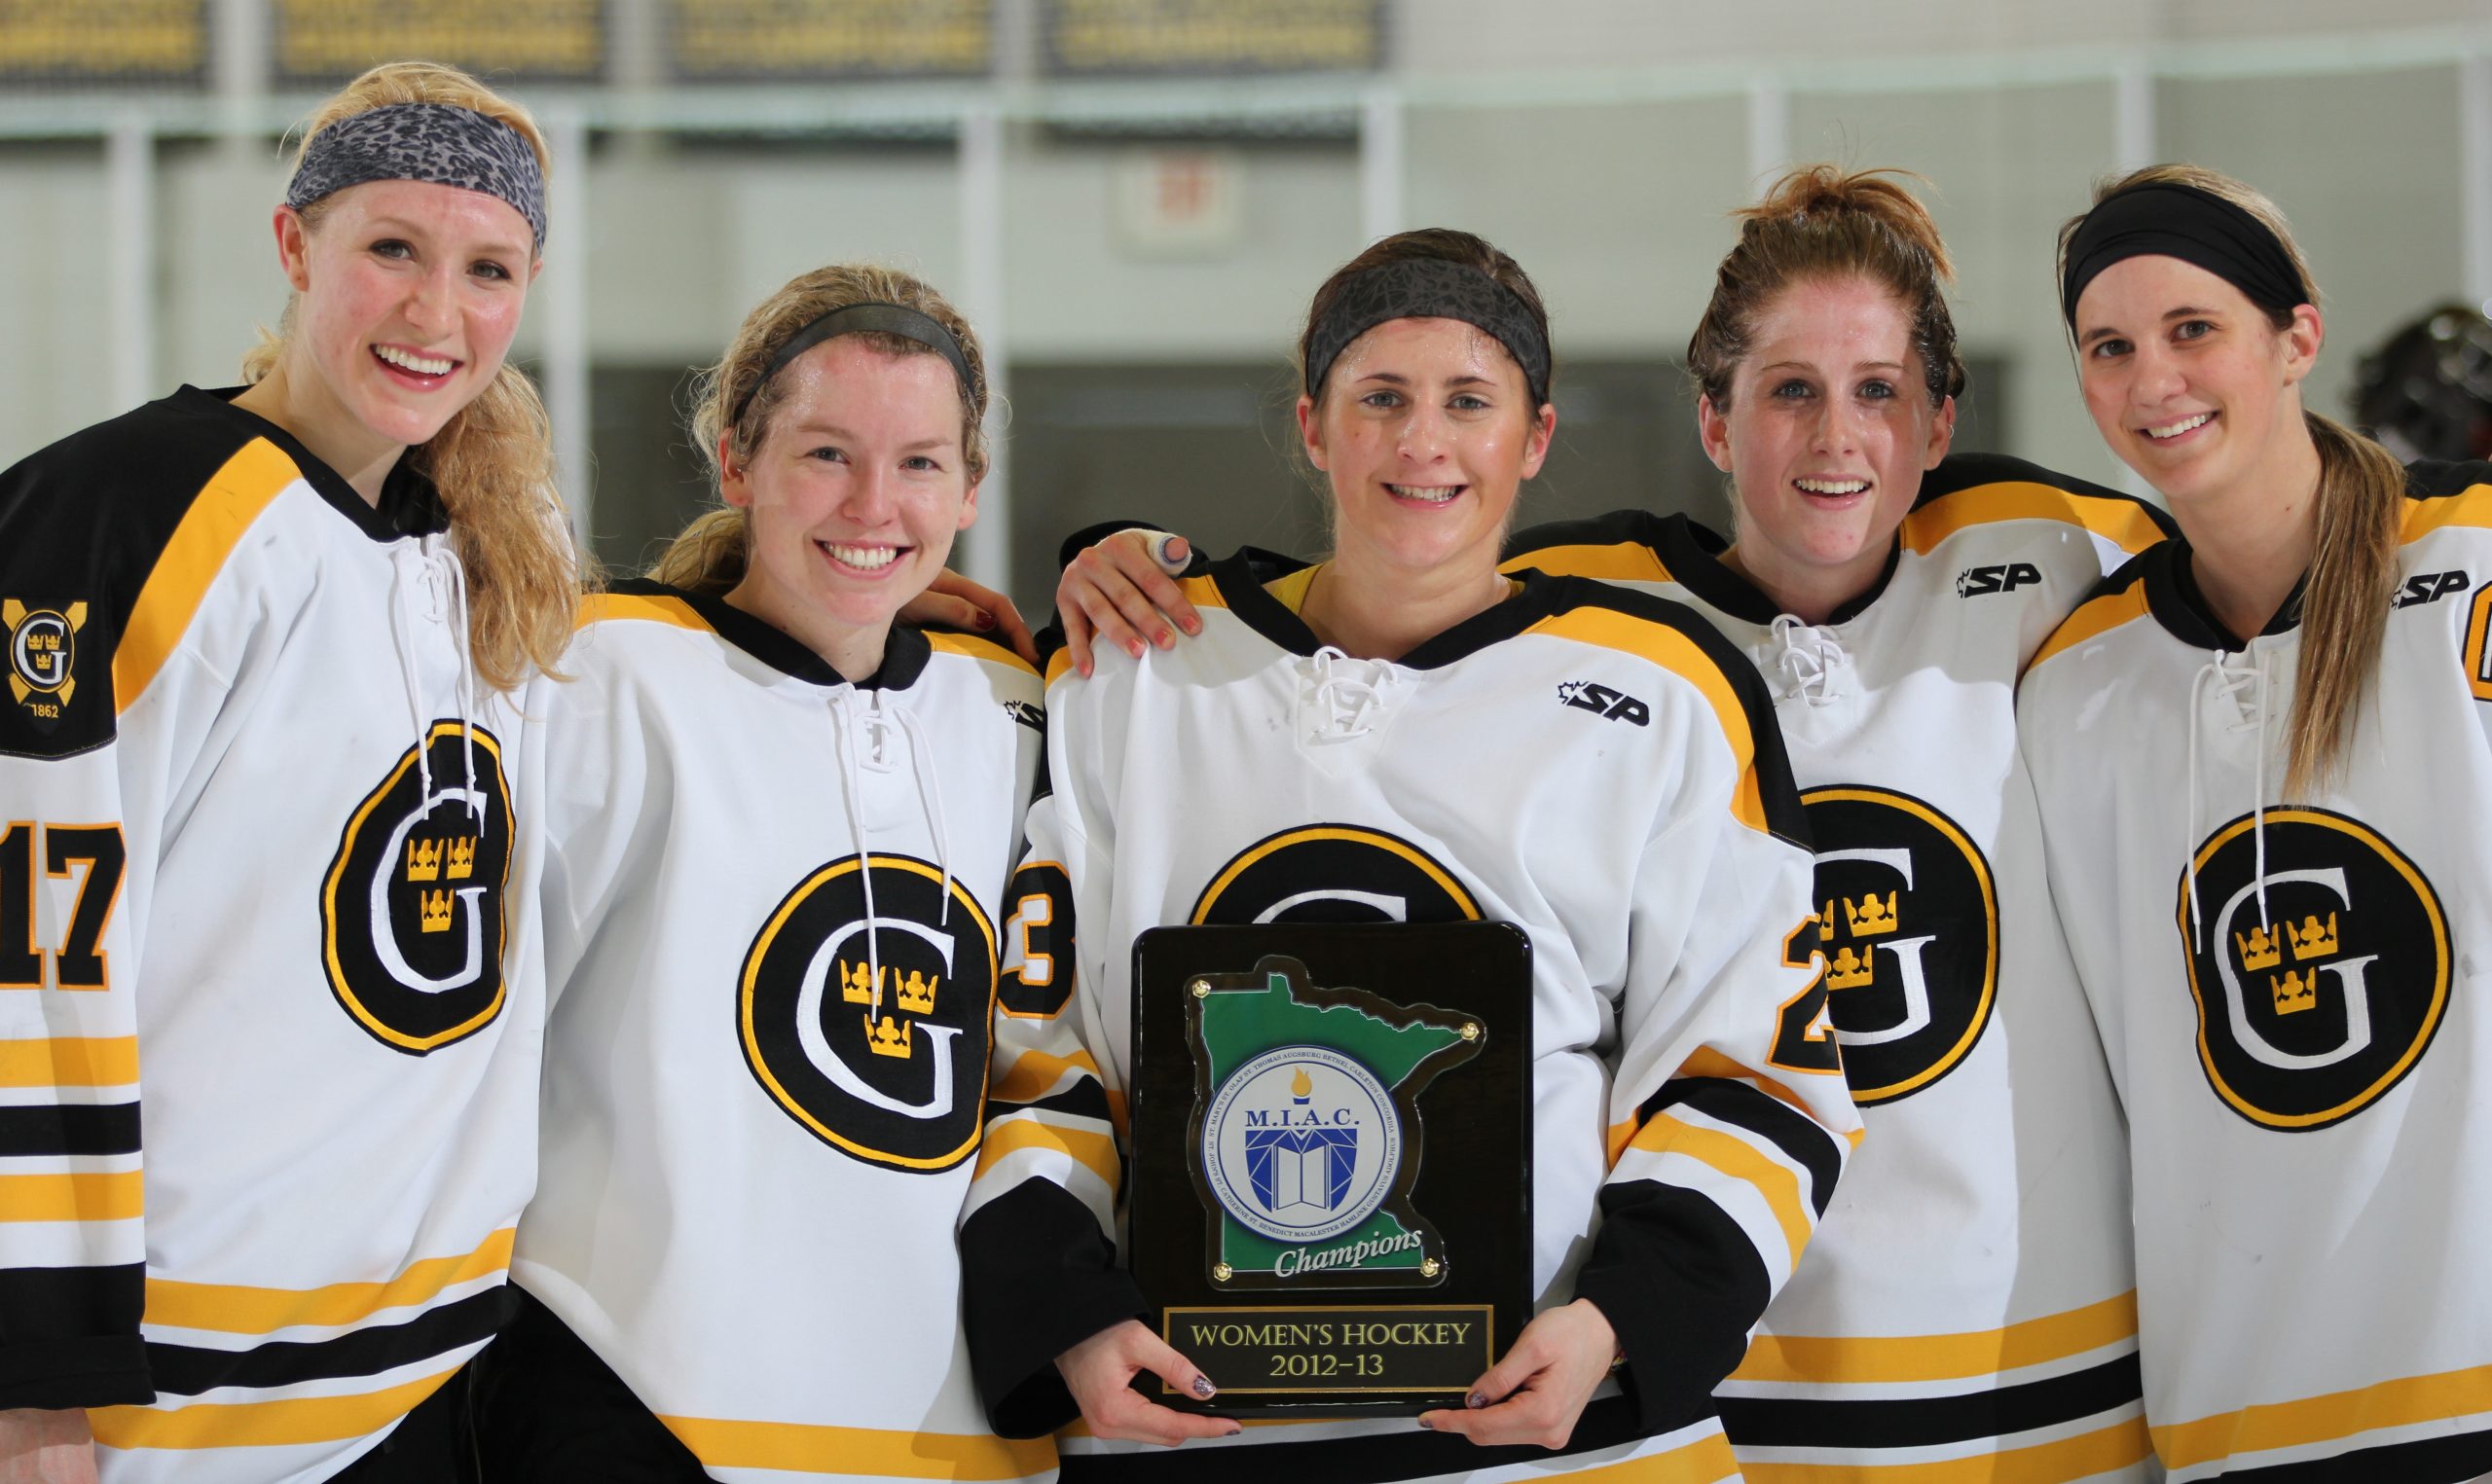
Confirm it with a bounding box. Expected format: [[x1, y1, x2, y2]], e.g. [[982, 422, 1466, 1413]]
[[286, 103, 546, 251]]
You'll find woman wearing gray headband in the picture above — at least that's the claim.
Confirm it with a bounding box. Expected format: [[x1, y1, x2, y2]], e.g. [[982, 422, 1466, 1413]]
[[2023, 166, 2492, 1480], [962, 227, 1856, 1482], [0, 60, 576, 1484]]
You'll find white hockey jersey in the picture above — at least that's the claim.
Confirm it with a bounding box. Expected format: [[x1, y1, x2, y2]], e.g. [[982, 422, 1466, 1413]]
[[964, 555, 1860, 1483], [0, 386, 548, 1483], [2020, 462, 2492, 1482], [509, 579, 1051, 1484], [1506, 453, 2170, 1483]]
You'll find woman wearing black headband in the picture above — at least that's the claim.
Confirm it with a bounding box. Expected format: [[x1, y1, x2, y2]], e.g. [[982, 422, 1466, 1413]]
[[1054, 167, 2168, 1480], [2024, 165, 2492, 1480], [467, 263, 1052, 1483], [960, 228, 1856, 1482], [0, 61, 577, 1483]]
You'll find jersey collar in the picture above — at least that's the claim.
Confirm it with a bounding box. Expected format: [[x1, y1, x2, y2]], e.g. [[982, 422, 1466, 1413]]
[[1644, 513, 1898, 627], [182, 385, 453, 544], [2143, 537, 2306, 651], [1207, 549, 1569, 670], [608, 577, 933, 690]]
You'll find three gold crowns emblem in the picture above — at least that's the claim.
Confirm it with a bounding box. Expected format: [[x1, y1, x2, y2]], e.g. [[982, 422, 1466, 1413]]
[[2235, 913, 2341, 1016], [839, 959, 941, 1059], [1818, 891, 1900, 990]]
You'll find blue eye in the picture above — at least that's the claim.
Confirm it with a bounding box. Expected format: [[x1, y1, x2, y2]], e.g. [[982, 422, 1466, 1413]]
[[808, 446, 848, 463], [1771, 380, 1814, 401], [1360, 390, 1404, 410], [1860, 380, 1895, 401], [2175, 319, 2214, 342]]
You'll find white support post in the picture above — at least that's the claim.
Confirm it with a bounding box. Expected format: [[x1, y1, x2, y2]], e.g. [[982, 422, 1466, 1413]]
[[2111, 58, 2159, 497], [105, 113, 155, 412], [2463, 52, 2492, 312], [959, 104, 1010, 597], [1746, 76, 1788, 191], [213, 0, 269, 160], [543, 106, 592, 548], [1360, 85, 1404, 246], [2113, 58, 2157, 174]]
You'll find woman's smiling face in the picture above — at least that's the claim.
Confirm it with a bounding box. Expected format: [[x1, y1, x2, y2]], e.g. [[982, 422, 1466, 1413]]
[[1700, 274, 1955, 611]]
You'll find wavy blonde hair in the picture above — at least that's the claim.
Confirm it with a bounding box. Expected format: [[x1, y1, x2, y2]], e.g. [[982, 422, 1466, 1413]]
[[2059, 164, 2403, 798], [654, 264, 990, 595], [242, 59, 588, 692]]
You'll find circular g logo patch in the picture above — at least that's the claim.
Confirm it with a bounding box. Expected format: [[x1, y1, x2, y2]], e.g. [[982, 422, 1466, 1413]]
[[739, 853, 998, 1172], [2180, 808, 2449, 1131], [1201, 1045, 1402, 1245], [319, 723, 513, 1054], [1803, 785, 1998, 1105], [1191, 825, 1479, 926]]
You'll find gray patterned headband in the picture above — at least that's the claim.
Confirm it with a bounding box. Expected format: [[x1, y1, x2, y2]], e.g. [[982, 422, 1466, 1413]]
[[285, 103, 547, 252], [1304, 258, 1553, 408]]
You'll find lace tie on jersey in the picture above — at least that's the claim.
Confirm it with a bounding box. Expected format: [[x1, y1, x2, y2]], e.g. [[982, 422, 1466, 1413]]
[[829, 686, 954, 1016], [2184, 647, 2273, 950], [1302, 646, 1398, 742], [387, 538, 482, 824], [1767, 614, 1851, 707]]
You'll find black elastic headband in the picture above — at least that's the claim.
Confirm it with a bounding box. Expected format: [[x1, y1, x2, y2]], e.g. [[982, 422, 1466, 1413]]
[[2060, 180, 2306, 328], [286, 103, 547, 251], [1304, 258, 1552, 408], [730, 303, 976, 428]]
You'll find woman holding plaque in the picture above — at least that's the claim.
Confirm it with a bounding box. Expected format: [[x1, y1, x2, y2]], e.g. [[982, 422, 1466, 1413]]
[[0, 61, 577, 1483], [1048, 167, 2166, 1480], [2023, 166, 2492, 1480], [964, 227, 1861, 1481], [471, 264, 1054, 1484]]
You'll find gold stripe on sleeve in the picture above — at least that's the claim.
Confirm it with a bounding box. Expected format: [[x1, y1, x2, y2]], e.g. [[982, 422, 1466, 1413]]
[[0, 1034, 139, 1088]]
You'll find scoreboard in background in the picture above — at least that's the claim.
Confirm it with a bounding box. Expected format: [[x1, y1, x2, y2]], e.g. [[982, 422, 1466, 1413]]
[[669, 0, 992, 83], [1044, 0, 1381, 76], [0, 0, 204, 85], [273, 0, 605, 85]]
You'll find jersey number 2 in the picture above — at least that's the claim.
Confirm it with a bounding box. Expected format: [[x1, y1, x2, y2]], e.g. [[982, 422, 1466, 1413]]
[[1768, 916, 1841, 1074]]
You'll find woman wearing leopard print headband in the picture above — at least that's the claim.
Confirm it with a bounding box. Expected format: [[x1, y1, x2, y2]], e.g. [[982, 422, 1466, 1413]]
[[0, 60, 575, 1484]]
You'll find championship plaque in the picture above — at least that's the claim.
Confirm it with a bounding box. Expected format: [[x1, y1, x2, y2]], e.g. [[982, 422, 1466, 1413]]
[[1129, 923, 1531, 1415]]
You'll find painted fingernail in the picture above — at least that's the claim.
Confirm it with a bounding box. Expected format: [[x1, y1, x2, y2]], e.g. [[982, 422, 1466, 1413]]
[[1127, 640, 1145, 660], [1154, 630, 1174, 649], [1415, 1416, 1435, 1430], [1466, 1393, 1488, 1410], [973, 610, 995, 629], [1191, 1376, 1217, 1399]]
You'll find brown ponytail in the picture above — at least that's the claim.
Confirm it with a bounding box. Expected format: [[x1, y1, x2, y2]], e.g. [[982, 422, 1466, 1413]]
[[1689, 164, 1965, 413], [2060, 164, 2405, 797], [656, 263, 991, 596], [245, 60, 588, 693]]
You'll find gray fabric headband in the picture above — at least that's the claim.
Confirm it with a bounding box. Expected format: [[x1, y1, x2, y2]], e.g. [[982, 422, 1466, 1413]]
[[731, 303, 976, 428], [285, 103, 547, 252], [1304, 258, 1553, 408]]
